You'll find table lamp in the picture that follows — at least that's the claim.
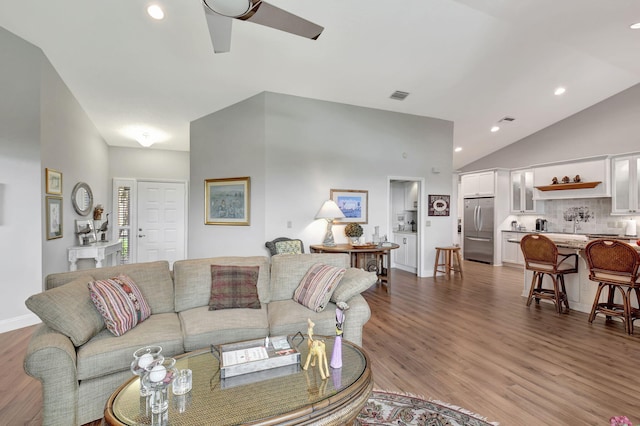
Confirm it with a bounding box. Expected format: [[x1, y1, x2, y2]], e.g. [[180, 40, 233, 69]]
[[315, 200, 345, 246]]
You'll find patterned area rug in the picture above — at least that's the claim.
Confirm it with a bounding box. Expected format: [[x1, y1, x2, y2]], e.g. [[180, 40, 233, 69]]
[[355, 390, 499, 426]]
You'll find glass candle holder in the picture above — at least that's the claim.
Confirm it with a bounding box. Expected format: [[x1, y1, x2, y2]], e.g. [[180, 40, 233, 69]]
[[172, 368, 192, 395], [130, 346, 163, 397], [142, 357, 177, 414]]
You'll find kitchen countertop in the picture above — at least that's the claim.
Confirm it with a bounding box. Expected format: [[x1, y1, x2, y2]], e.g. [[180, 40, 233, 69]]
[[507, 235, 640, 251], [501, 230, 637, 240], [393, 230, 417, 234]]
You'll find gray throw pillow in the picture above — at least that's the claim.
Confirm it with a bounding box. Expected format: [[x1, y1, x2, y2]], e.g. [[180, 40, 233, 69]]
[[25, 275, 105, 346], [330, 268, 377, 304]]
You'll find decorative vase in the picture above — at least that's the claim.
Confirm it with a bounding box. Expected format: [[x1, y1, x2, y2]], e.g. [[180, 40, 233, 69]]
[[330, 307, 345, 369], [349, 236, 360, 245], [130, 345, 163, 396], [142, 357, 177, 414]]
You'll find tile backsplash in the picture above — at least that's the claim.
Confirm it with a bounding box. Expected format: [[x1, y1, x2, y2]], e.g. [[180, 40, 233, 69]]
[[510, 198, 639, 235]]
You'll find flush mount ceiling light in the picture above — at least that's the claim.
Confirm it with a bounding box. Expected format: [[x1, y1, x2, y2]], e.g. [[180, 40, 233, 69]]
[[121, 125, 169, 148], [490, 126, 500, 133], [630, 22, 640, 29], [454, 147, 462, 152], [554, 87, 566, 96], [147, 5, 165, 20]]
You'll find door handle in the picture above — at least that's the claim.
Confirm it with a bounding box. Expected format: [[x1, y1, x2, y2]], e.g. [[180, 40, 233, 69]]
[[138, 234, 146, 238]]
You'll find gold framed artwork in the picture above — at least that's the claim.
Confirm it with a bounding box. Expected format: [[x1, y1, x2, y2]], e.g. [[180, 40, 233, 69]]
[[330, 189, 368, 224], [46, 196, 63, 240], [205, 177, 250, 225], [45, 168, 62, 195]]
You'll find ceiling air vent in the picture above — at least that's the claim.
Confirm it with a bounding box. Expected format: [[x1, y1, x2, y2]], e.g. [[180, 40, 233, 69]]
[[499, 116, 515, 122], [390, 91, 410, 101]]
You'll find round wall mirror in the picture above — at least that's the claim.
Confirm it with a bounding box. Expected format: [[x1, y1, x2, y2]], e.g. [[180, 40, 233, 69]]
[[71, 182, 94, 216]]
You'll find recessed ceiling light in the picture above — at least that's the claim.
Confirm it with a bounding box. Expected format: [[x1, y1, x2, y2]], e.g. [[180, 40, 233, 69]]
[[454, 147, 462, 152], [147, 5, 165, 20], [490, 126, 500, 133], [554, 87, 566, 96], [630, 22, 640, 29]]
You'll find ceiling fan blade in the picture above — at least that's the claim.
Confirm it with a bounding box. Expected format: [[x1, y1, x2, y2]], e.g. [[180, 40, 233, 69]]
[[242, 1, 323, 40], [203, 4, 232, 53]]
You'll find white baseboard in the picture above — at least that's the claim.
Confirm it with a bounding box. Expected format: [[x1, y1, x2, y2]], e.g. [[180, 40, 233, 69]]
[[0, 313, 41, 334]]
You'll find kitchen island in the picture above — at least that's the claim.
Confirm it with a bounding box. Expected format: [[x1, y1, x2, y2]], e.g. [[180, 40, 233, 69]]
[[509, 233, 640, 313]]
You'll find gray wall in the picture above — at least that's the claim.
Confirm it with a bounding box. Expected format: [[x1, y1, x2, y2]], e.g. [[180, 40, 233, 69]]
[[461, 83, 640, 171], [0, 27, 43, 330], [190, 92, 454, 276], [109, 146, 189, 180]]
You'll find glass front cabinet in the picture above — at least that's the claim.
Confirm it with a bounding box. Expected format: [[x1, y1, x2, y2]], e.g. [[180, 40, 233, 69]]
[[612, 155, 640, 214], [510, 169, 535, 214]]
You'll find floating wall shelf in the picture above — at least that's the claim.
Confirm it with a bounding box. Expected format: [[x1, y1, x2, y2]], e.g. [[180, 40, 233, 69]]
[[535, 181, 602, 191]]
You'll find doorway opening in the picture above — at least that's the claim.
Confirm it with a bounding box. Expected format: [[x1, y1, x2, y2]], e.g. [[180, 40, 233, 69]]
[[388, 177, 424, 276]]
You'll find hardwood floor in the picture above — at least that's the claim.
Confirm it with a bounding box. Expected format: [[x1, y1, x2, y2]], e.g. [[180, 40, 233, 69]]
[[2, 261, 640, 425]]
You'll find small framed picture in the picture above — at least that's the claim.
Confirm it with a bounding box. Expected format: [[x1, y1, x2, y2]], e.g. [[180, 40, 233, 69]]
[[428, 194, 450, 216], [45, 168, 63, 195], [46, 196, 63, 240], [205, 177, 250, 225], [331, 189, 368, 224], [75, 219, 97, 245]]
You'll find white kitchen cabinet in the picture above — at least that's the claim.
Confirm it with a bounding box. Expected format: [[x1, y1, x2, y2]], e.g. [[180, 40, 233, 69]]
[[510, 170, 536, 214], [533, 157, 610, 200], [501, 232, 524, 265], [611, 154, 640, 214], [404, 182, 418, 211], [392, 232, 417, 272], [461, 171, 495, 197]]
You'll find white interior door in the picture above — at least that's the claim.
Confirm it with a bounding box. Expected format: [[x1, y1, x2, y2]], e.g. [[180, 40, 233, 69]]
[[137, 181, 186, 266]]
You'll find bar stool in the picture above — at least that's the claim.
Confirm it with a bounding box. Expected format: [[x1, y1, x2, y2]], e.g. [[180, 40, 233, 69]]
[[434, 246, 463, 277], [520, 234, 578, 314], [584, 239, 640, 334]]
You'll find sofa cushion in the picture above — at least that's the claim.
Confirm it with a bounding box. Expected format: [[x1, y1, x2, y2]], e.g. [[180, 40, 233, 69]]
[[330, 268, 377, 304], [270, 253, 350, 302], [209, 265, 261, 310], [76, 313, 183, 381], [45, 261, 175, 314], [267, 299, 337, 338], [293, 263, 345, 312], [88, 274, 151, 336], [174, 257, 270, 312], [180, 306, 269, 351], [25, 275, 104, 347]]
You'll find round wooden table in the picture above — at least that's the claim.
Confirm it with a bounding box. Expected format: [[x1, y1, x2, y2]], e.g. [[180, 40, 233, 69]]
[[104, 337, 372, 425]]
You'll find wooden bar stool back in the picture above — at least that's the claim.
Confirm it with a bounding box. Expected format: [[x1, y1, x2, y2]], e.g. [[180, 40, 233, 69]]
[[584, 239, 640, 334], [433, 246, 463, 277], [520, 234, 578, 314]]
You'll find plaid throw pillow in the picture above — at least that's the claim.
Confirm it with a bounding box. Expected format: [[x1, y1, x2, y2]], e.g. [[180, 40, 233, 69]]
[[209, 265, 262, 310], [88, 274, 151, 337], [293, 263, 345, 312]]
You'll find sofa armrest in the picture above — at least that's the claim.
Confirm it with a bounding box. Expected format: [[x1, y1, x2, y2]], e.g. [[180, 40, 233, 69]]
[[342, 294, 371, 347], [23, 324, 79, 426]]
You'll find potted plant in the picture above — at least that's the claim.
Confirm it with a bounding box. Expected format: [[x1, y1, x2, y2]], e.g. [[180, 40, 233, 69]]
[[344, 223, 363, 245]]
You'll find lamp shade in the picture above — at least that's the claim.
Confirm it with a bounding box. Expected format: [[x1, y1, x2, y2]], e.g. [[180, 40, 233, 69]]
[[315, 200, 345, 220]]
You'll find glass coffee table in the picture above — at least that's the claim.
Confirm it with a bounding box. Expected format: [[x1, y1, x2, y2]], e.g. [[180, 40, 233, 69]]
[[104, 336, 372, 425]]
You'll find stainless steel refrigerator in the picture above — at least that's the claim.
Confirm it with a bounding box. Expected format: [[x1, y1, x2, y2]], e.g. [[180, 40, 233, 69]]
[[463, 197, 495, 264]]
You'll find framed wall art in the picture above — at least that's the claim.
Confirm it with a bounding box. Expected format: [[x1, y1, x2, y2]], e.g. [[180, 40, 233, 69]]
[[46, 196, 63, 240], [428, 194, 450, 216], [330, 189, 368, 224], [205, 177, 250, 225], [46, 168, 62, 195], [75, 219, 97, 245]]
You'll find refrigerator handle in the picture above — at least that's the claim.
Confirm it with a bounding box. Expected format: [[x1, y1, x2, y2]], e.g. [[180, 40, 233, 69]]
[[473, 205, 479, 232], [477, 206, 483, 231]]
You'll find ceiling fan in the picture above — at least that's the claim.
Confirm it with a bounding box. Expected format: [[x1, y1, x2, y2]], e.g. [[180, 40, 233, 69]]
[[202, 0, 324, 53]]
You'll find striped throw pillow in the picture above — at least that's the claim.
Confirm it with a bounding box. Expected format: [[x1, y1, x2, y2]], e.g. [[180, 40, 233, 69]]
[[293, 263, 346, 312], [88, 274, 151, 337]]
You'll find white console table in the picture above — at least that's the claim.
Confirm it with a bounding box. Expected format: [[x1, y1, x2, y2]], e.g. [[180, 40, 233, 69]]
[[68, 240, 122, 271]]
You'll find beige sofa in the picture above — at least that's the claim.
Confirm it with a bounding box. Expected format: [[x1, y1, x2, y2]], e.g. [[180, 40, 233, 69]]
[[24, 253, 375, 425]]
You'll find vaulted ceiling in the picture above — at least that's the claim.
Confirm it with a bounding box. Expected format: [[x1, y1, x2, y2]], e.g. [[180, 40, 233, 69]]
[[1, 0, 638, 169]]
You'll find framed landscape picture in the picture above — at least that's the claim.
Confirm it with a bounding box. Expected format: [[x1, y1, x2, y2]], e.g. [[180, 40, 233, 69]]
[[46, 196, 63, 239], [331, 189, 368, 224], [45, 168, 62, 195], [205, 177, 250, 225]]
